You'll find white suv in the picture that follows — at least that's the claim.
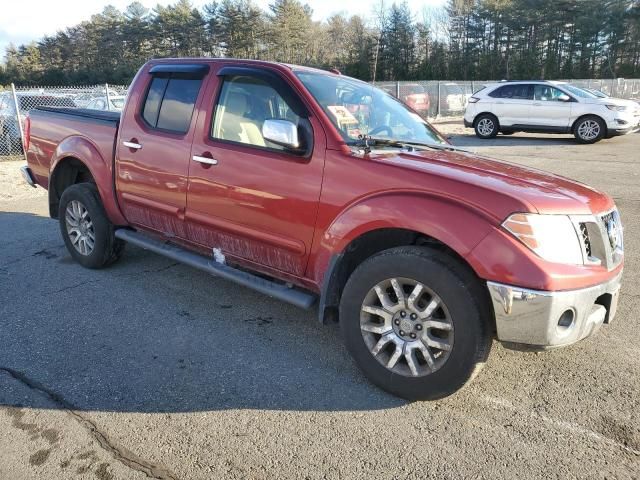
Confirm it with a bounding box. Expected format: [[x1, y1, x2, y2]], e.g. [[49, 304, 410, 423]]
[[464, 80, 640, 143]]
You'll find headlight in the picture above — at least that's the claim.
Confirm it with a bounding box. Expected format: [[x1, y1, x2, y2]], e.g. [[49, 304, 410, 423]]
[[605, 104, 628, 112], [502, 213, 583, 265]]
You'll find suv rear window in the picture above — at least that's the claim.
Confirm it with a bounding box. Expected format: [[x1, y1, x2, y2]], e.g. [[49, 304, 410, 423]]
[[142, 75, 202, 133], [489, 84, 532, 100]]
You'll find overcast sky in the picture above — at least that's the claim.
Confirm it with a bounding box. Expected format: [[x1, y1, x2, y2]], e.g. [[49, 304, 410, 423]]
[[0, 0, 446, 60]]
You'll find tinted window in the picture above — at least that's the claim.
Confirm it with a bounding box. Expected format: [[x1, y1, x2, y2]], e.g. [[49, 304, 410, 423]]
[[142, 77, 168, 127], [157, 79, 201, 132], [211, 76, 301, 151], [489, 84, 531, 100]]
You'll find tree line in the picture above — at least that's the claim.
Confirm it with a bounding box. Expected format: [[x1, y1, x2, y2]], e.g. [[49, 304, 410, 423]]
[[1, 0, 639, 86]]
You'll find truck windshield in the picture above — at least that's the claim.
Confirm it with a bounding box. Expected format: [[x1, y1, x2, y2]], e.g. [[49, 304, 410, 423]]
[[295, 71, 445, 146]]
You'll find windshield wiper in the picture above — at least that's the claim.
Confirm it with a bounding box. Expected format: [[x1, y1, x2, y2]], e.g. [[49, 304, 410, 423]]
[[350, 135, 467, 154]]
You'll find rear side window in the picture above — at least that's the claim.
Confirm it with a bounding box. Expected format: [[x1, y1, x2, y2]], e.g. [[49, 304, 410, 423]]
[[142, 75, 202, 133], [489, 84, 531, 100]]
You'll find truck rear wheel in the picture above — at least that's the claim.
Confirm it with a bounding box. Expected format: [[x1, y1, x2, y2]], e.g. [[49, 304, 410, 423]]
[[58, 183, 124, 269], [339, 246, 492, 400]]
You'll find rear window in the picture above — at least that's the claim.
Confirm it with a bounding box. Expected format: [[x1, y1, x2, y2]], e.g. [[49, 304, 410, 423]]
[[489, 84, 532, 100], [142, 75, 202, 133]]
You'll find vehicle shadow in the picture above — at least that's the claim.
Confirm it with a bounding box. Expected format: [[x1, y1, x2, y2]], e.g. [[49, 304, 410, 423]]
[[0, 210, 406, 414]]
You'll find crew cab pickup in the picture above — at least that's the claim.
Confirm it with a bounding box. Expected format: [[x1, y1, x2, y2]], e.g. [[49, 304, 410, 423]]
[[21, 59, 624, 400]]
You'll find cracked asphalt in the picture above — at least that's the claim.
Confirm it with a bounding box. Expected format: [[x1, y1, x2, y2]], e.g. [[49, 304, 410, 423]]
[[1, 127, 639, 479]]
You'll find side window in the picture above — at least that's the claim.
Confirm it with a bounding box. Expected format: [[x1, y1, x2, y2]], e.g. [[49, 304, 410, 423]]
[[489, 85, 512, 98], [489, 84, 531, 100], [142, 75, 202, 133], [211, 75, 301, 151], [534, 85, 566, 102]]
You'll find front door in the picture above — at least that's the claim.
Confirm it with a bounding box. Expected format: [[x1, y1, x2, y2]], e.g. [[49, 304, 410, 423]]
[[116, 63, 209, 239], [529, 85, 573, 129], [185, 66, 325, 277]]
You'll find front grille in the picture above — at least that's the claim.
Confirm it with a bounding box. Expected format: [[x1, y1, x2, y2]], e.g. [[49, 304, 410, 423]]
[[574, 209, 623, 269], [579, 223, 592, 257]]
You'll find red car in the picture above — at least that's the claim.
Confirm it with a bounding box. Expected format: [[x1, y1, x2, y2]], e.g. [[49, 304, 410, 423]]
[[400, 83, 430, 116], [22, 59, 623, 400]]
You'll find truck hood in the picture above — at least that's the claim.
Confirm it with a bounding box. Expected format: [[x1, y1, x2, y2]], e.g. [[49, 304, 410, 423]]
[[372, 148, 613, 220]]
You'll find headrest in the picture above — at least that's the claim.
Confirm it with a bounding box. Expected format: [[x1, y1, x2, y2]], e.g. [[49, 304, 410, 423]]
[[226, 91, 248, 115]]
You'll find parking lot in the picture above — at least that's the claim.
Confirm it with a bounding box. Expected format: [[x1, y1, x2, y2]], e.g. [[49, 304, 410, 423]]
[[1, 125, 639, 479]]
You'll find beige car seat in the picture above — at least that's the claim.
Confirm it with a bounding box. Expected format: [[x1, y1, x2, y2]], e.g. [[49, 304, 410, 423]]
[[218, 91, 266, 146]]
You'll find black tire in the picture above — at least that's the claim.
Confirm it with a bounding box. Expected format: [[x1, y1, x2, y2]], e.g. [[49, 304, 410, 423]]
[[573, 115, 606, 144], [339, 246, 492, 400], [474, 113, 499, 139], [58, 183, 125, 269]]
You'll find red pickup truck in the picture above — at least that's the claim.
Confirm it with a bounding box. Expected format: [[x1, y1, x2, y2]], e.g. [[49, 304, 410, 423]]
[[21, 59, 623, 400]]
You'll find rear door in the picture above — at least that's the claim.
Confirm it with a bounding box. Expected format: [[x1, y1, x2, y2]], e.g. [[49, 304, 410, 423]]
[[185, 65, 325, 277], [115, 63, 209, 239], [529, 85, 573, 129], [488, 84, 533, 126]]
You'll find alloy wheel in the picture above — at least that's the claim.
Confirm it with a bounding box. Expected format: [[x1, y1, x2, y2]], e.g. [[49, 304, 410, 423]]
[[477, 118, 494, 136], [577, 120, 600, 141], [65, 200, 95, 256], [360, 277, 454, 377]]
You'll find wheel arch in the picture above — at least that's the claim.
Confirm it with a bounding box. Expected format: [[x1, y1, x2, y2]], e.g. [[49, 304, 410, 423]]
[[313, 194, 495, 324], [48, 136, 126, 225], [571, 113, 607, 135], [473, 111, 499, 127]]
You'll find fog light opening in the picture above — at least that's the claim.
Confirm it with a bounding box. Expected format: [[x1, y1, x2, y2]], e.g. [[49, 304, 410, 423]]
[[557, 309, 575, 331]]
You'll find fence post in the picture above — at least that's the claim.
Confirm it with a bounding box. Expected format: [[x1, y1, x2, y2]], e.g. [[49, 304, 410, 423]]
[[10, 83, 27, 161], [105, 83, 111, 111], [471, 80, 475, 94], [587, 78, 591, 89], [436, 81, 441, 118], [396, 81, 400, 98]]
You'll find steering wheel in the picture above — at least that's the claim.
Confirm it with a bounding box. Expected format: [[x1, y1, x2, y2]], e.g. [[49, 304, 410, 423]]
[[368, 125, 393, 137]]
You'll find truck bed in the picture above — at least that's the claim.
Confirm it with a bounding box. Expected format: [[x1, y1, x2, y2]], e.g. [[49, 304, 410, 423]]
[[27, 107, 120, 189], [34, 106, 121, 124]]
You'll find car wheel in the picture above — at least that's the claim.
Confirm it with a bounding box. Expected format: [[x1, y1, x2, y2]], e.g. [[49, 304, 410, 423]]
[[474, 114, 499, 138], [339, 246, 492, 400], [58, 183, 125, 269], [574, 116, 605, 144]]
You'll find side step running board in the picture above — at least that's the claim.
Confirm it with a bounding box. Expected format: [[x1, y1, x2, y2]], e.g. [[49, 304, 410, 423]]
[[114, 229, 316, 310]]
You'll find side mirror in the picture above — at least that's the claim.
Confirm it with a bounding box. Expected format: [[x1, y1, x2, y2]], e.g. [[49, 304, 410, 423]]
[[262, 119, 300, 150], [558, 94, 571, 102]]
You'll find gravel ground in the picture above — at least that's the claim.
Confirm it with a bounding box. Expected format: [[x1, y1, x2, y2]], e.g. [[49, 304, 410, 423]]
[[0, 124, 639, 479]]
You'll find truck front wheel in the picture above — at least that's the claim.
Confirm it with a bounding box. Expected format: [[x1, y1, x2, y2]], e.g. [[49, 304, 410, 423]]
[[58, 183, 124, 269], [339, 246, 492, 400]]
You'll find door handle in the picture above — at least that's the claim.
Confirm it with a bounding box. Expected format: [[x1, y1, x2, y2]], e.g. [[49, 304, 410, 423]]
[[123, 141, 142, 150], [192, 155, 218, 166]]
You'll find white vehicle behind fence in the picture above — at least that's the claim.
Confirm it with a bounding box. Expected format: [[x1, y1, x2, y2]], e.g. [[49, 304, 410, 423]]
[[464, 80, 640, 143]]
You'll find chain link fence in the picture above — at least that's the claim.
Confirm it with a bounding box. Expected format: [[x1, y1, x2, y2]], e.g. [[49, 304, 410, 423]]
[[376, 78, 640, 119], [0, 84, 127, 159], [1, 79, 639, 159]]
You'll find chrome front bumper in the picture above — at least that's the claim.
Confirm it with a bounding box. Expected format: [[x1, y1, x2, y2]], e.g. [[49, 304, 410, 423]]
[[487, 272, 622, 348]]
